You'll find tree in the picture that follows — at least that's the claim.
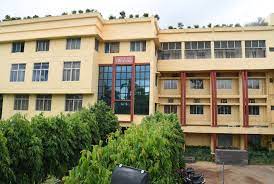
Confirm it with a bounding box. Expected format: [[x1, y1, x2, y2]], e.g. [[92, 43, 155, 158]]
[[245, 17, 268, 26], [72, 10, 77, 14], [135, 14, 139, 18], [194, 25, 199, 28], [86, 9, 91, 13], [109, 15, 116, 20], [178, 22, 184, 29], [207, 23, 212, 28], [234, 23, 241, 27], [154, 14, 160, 20], [129, 14, 134, 18], [0, 115, 43, 183], [78, 10, 84, 14], [119, 11, 126, 19], [33, 15, 39, 18], [62, 12, 68, 15], [143, 13, 149, 17], [168, 26, 174, 29]]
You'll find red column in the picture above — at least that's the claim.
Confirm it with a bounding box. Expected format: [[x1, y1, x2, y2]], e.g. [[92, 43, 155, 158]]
[[242, 70, 249, 127], [244, 134, 248, 150], [212, 133, 217, 152], [210, 71, 217, 127], [180, 72, 186, 126]]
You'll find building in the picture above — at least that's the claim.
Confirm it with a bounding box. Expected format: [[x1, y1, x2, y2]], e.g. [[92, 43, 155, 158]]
[[0, 12, 274, 152]]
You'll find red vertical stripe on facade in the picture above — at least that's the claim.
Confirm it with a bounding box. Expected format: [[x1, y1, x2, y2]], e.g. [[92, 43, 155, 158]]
[[212, 133, 217, 152], [244, 134, 248, 150], [180, 72, 186, 126], [211, 71, 217, 127]]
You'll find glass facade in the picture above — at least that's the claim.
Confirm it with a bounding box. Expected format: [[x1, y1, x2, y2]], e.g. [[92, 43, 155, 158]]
[[135, 65, 150, 115], [97, 64, 150, 115]]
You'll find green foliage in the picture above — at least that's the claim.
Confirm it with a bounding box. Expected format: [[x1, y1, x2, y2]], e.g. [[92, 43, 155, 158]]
[[0, 101, 118, 183], [184, 146, 213, 161], [248, 148, 274, 165], [0, 131, 14, 183], [90, 101, 119, 143], [64, 112, 185, 184], [0, 115, 43, 183]]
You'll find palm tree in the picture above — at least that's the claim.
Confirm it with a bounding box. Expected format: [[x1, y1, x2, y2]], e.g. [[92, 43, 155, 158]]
[[178, 22, 184, 29], [119, 11, 126, 19], [154, 14, 160, 20], [207, 23, 212, 28]]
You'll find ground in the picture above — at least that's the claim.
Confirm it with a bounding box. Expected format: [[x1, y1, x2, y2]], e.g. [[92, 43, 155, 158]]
[[187, 162, 274, 184]]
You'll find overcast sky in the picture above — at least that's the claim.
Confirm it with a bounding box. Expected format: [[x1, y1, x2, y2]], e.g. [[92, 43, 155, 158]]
[[0, 0, 273, 28]]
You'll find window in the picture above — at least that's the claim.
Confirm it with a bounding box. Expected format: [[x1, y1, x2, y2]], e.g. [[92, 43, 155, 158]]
[[95, 39, 99, 51], [245, 40, 266, 58], [36, 95, 52, 111], [248, 135, 261, 148], [10, 64, 26, 82], [218, 105, 231, 114], [32, 63, 49, 82], [36, 40, 49, 51], [105, 42, 120, 53], [271, 106, 274, 110], [164, 105, 177, 114], [248, 79, 260, 89], [66, 38, 81, 50], [158, 42, 181, 60], [98, 66, 112, 106], [164, 80, 178, 89], [115, 65, 132, 114], [63, 61, 80, 81], [249, 106, 260, 115], [217, 79, 232, 89], [217, 134, 232, 148], [130, 41, 146, 52], [135, 65, 150, 115], [190, 79, 203, 89], [185, 41, 211, 59], [214, 41, 242, 58], [65, 94, 82, 111], [12, 42, 25, 53], [190, 105, 203, 114], [14, 95, 29, 110]]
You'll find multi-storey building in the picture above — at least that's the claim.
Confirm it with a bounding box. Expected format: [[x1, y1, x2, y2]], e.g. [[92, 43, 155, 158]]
[[0, 13, 274, 152]]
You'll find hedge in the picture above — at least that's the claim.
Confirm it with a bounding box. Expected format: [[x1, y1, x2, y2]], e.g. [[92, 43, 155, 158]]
[[248, 147, 274, 165], [64, 112, 185, 184], [0, 101, 119, 183], [184, 146, 213, 161]]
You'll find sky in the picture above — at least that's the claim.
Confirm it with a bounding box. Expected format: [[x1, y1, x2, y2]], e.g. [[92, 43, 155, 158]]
[[0, 0, 273, 28]]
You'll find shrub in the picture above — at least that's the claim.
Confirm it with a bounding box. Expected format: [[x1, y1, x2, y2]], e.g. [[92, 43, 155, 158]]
[[90, 101, 119, 143], [0, 115, 43, 183], [248, 148, 274, 165], [64, 112, 185, 184], [0, 131, 14, 183], [184, 146, 213, 161]]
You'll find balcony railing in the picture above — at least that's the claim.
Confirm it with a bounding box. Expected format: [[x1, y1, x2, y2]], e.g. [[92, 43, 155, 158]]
[[158, 50, 182, 60], [185, 49, 211, 59]]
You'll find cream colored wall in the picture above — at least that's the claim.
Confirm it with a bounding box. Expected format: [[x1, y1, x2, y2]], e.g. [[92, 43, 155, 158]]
[[185, 133, 211, 146], [0, 37, 97, 94], [2, 94, 94, 120]]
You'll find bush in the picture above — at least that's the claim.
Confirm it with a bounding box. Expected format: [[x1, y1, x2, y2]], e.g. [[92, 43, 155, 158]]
[[90, 101, 119, 143], [0, 115, 43, 183], [0, 131, 14, 183], [64, 112, 185, 184], [248, 148, 274, 165], [184, 146, 213, 161]]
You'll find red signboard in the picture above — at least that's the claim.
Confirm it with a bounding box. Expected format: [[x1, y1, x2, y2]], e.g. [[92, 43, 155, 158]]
[[113, 56, 134, 64]]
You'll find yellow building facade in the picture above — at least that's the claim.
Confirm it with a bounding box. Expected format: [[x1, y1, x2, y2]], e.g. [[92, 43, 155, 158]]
[[0, 13, 273, 152]]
